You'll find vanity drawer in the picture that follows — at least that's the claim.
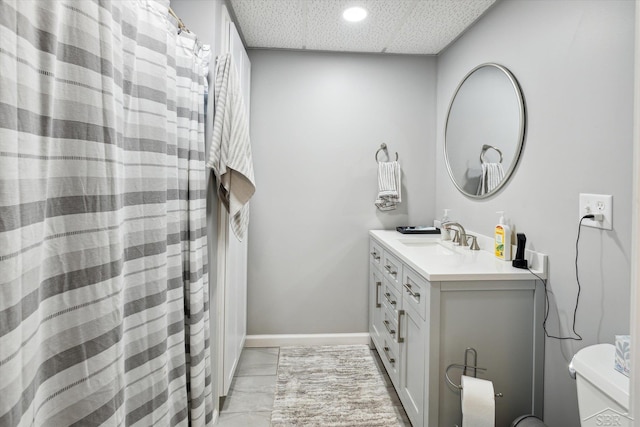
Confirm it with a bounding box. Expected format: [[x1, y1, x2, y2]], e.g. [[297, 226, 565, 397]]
[[382, 279, 402, 312], [380, 337, 400, 389], [402, 266, 429, 321], [382, 307, 401, 355], [369, 239, 384, 271], [382, 250, 403, 291]]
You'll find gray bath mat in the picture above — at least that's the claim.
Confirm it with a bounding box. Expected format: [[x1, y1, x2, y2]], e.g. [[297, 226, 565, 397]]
[[271, 345, 402, 426]]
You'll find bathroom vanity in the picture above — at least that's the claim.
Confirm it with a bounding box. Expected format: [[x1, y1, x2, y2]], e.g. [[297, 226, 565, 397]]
[[369, 230, 546, 427]]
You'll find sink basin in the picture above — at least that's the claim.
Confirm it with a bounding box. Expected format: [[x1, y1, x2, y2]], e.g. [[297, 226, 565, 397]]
[[397, 239, 456, 255], [398, 240, 440, 247]]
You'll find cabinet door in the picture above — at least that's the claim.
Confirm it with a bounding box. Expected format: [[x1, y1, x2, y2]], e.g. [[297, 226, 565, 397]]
[[399, 306, 426, 427], [438, 287, 537, 427], [218, 13, 252, 397], [369, 267, 384, 349]]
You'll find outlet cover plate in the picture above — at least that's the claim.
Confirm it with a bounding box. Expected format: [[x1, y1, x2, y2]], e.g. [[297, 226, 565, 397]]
[[579, 193, 613, 230]]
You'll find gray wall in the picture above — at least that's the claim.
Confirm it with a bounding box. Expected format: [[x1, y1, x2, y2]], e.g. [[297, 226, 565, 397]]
[[247, 51, 437, 334], [435, 1, 634, 426]]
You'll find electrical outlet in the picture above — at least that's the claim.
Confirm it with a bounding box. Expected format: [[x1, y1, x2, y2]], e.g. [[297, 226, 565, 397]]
[[579, 193, 613, 230]]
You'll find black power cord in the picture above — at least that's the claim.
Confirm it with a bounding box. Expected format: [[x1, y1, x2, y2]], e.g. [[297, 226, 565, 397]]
[[527, 215, 594, 341]]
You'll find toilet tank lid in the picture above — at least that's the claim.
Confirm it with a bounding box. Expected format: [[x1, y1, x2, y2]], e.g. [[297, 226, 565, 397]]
[[570, 344, 629, 410]]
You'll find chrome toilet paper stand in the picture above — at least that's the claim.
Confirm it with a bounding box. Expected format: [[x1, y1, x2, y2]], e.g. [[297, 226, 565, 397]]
[[445, 347, 503, 398]]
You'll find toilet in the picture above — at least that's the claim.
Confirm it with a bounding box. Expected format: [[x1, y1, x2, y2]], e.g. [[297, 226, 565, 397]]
[[569, 344, 630, 426]]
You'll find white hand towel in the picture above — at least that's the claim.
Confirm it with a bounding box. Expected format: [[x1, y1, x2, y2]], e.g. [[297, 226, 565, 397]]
[[477, 163, 505, 196], [461, 375, 495, 427], [207, 53, 255, 240], [375, 161, 401, 211]]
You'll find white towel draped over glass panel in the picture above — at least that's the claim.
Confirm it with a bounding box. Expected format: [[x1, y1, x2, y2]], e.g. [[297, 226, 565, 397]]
[[0, 0, 213, 426]]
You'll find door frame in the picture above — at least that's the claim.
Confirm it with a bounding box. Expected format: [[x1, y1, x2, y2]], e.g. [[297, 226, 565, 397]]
[[629, 0, 639, 420]]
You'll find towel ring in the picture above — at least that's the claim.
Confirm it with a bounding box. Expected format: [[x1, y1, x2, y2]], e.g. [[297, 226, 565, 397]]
[[375, 143, 399, 162], [480, 144, 503, 164]]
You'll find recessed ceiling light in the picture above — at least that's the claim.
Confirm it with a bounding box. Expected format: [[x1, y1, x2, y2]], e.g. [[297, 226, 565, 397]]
[[343, 6, 367, 22]]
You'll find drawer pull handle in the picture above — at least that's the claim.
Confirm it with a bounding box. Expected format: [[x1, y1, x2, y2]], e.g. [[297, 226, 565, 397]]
[[384, 292, 397, 306], [383, 320, 396, 337], [383, 346, 395, 365], [375, 281, 382, 308], [370, 251, 380, 261], [384, 265, 398, 276], [404, 283, 421, 301], [397, 310, 405, 343]]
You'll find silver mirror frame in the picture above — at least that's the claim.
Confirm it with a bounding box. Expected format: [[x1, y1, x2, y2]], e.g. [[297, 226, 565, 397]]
[[444, 63, 526, 199]]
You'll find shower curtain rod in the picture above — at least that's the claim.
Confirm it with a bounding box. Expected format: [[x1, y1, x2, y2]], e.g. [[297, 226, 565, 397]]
[[168, 7, 190, 33]]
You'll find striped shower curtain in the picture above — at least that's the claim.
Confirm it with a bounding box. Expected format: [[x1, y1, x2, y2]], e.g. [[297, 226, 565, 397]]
[[0, 1, 213, 425]]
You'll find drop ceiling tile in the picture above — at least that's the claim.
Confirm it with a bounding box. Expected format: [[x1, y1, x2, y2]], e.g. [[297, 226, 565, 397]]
[[230, 0, 306, 49], [385, 0, 497, 54], [305, 0, 419, 53], [228, 0, 498, 55]]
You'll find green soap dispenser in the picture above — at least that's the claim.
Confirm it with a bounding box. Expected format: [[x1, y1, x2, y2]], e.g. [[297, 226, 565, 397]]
[[494, 211, 512, 260]]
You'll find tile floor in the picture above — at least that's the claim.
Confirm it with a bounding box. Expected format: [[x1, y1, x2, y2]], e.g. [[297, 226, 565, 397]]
[[216, 346, 411, 426]]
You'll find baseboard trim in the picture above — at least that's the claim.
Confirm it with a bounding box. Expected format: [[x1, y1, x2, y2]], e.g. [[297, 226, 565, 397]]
[[245, 333, 370, 347]]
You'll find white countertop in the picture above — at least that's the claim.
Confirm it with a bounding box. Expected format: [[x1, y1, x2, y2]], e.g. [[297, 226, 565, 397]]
[[370, 229, 547, 282]]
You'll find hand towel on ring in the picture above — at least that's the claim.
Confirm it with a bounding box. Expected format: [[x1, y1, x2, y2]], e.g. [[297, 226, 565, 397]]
[[375, 161, 401, 211]]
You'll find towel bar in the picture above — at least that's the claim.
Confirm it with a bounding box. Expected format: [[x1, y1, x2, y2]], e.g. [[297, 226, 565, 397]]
[[375, 143, 399, 162]]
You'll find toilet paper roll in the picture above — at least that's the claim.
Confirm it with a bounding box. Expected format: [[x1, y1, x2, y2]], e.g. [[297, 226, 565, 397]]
[[461, 375, 495, 427]]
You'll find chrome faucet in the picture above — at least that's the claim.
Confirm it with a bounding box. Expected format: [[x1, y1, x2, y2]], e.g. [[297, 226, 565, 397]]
[[442, 222, 467, 246]]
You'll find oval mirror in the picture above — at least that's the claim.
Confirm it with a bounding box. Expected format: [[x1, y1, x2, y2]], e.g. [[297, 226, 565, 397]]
[[444, 63, 526, 198]]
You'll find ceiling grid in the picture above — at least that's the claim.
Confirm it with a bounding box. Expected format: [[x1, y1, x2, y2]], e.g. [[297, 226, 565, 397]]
[[228, 0, 497, 55]]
